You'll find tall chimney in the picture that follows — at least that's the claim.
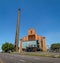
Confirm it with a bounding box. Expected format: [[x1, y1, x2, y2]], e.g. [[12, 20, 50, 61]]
[[15, 8, 20, 52]]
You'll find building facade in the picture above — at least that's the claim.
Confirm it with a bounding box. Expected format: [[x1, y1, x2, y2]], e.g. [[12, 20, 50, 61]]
[[20, 29, 47, 52]]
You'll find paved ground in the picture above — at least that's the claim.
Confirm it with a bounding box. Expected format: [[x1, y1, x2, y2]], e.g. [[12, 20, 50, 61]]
[[0, 53, 60, 63]]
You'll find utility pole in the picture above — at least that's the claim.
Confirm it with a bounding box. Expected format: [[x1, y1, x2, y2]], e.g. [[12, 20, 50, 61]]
[[15, 8, 20, 52]]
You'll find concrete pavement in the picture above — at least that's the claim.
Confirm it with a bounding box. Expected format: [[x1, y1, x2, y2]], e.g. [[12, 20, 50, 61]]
[[0, 53, 60, 63]]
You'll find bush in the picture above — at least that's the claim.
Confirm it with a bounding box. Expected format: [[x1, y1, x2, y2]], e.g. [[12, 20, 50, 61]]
[[50, 43, 60, 52], [2, 42, 14, 52]]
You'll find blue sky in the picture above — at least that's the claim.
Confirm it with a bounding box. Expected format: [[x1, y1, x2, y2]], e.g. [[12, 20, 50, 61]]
[[0, 0, 60, 50]]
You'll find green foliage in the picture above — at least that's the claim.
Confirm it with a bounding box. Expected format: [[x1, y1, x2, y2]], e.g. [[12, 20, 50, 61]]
[[51, 43, 60, 52], [2, 42, 14, 52]]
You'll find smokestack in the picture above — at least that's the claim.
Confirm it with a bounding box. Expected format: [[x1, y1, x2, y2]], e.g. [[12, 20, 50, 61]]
[[15, 8, 20, 51]]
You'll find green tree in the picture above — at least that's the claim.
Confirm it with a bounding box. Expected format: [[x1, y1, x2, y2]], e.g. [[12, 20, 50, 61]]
[[50, 43, 60, 52], [2, 42, 14, 52]]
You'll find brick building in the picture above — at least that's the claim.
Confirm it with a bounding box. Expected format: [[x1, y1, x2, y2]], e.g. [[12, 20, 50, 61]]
[[20, 29, 47, 52]]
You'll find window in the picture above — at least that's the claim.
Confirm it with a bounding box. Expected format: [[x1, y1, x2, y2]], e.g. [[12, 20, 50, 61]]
[[31, 31, 32, 34]]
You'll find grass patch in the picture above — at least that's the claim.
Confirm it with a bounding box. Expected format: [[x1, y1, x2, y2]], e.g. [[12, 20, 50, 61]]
[[29, 54, 52, 57], [10, 52, 60, 58], [21, 53, 60, 58], [52, 55, 60, 58]]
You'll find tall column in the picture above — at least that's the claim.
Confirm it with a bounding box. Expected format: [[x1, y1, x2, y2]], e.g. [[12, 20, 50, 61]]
[[15, 8, 20, 52], [41, 37, 47, 51], [20, 39, 23, 53], [43, 37, 47, 51]]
